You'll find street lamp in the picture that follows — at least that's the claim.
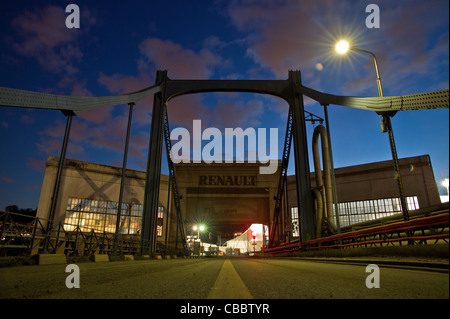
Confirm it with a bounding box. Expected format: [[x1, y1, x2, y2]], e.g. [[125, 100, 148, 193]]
[[335, 40, 350, 54], [335, 40, 383, 97], [335, 40, 410, 221]]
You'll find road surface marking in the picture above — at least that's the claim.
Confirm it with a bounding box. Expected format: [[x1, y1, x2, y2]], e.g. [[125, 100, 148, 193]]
[[208, 259, 253, 299]]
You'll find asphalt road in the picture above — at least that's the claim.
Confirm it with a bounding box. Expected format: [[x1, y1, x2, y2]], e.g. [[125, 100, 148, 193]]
[[0, 257, 448, 299]]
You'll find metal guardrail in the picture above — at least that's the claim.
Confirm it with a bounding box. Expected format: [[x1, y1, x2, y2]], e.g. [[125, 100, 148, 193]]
[[0, 211, 189, 257], [264, 212, 449, 254], [2, 209, 448, 257]]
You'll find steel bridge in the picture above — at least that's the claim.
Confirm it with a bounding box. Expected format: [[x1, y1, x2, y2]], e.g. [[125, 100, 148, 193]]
[[0, 70, 448, 258]]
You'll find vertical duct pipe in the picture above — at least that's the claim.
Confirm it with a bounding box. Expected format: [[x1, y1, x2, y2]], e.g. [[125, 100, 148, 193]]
[[312, 125, 336, 237], [312, 188, 323, 238]]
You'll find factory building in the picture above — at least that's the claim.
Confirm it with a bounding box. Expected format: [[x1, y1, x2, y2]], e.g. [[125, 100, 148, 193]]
[[36, 154, 441, 245]]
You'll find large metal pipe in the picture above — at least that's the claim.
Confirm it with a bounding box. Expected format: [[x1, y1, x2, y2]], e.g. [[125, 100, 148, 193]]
[[312, 188, 323, 238], [312, 125, 336, 237]]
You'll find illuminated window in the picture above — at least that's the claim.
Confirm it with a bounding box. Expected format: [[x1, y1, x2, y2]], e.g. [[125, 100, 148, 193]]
[[290, 207, 300, 237], [64, 198, 164, 236], [157, 206, 164, 236], [292, 196, 420, 229], [332, 196, 419, 227]]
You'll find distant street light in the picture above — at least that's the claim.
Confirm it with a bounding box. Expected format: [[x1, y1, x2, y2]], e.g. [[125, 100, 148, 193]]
[[335, 40, 410, 221]]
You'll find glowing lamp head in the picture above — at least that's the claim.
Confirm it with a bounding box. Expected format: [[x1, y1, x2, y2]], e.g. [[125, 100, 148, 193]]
[[335, 40, 350, 54], [199, 225, 205, 232]]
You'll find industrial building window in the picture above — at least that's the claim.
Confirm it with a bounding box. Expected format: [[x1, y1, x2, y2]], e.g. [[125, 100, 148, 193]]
[[64, 198, 164, 236], [290, 207, 300, 237], [333, 196, 419, 228], [157, 206, 164, 237], [291, 196, 419, 229]]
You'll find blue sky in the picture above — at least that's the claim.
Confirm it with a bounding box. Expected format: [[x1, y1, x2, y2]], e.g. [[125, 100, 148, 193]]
[[0, 0, 448, 210]]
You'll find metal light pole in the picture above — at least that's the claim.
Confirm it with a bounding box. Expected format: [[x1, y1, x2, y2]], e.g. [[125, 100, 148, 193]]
[[336, 41, 409, 221]]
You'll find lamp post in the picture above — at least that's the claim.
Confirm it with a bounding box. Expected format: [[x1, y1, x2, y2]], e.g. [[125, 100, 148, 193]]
[[335, 40, 410, 221]]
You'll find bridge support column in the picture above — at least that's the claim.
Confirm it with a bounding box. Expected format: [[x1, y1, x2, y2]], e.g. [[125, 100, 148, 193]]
[[142, 71, 167, 254], [113, 102, 134, 255], [289, 71, 315, 242], [43, 111, 74, 253]]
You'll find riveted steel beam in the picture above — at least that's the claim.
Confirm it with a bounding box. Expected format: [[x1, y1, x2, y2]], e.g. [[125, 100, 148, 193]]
[[1, 80, 447, 114], [0, 84, 161, 115], [301, 86, 449, 113]]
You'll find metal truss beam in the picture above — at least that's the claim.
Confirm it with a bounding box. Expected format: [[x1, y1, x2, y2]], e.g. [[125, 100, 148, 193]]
[[0, 84, 161, 115], [301, 86, 449, 113], [1, 78, 447, 115]]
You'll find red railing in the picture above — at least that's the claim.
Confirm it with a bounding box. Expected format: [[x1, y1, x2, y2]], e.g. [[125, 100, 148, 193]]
[[265, 213, 449, 254]]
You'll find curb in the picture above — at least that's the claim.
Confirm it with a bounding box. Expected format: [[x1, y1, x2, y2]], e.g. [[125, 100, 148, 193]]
[[286, 257, 449, 272]]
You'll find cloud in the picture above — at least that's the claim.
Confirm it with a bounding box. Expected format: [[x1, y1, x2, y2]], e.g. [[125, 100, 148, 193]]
[[27, 158, 46, 172], [227, 0, 342, 78], [138, 38, 222, 79], [20, 114, 35, 125], [11, 6, 74, 54], [213, 98, 264, 128], [10, 5, 96, 87], [28, 32, 227, 170], [97, 72, 153, 127], [92, 34, 285, 167], [1, 177, 14, 184], [167, 95, 213, 128], [87, 36, 225, 167], [370, 0, 449, 94], [227, 0, 449, 96], [36, 80, 152, 170]]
